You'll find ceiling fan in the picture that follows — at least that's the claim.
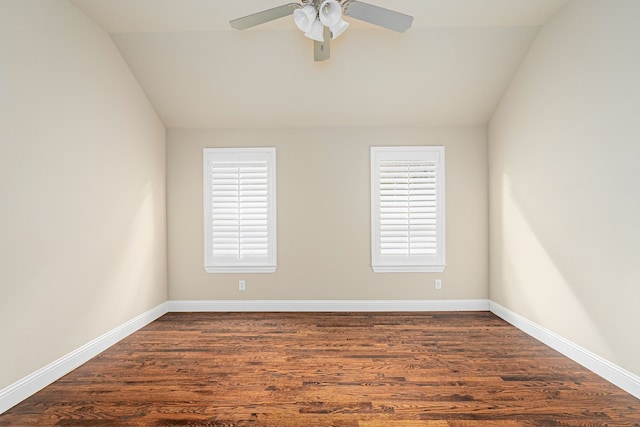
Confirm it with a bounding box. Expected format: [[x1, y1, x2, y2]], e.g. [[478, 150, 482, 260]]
[[230, 0, 413, 62]]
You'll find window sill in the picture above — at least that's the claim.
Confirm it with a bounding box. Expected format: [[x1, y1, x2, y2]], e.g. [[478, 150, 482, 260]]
[[205, 265, 277, 274], [372, 265, 445, 273]]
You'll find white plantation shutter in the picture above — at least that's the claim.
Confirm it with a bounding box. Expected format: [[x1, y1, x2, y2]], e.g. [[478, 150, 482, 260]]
[[204, 148, 276, 273], [379, 160, 438, 256], [371, 147, 445, 272], [210, 162, 269, 258]]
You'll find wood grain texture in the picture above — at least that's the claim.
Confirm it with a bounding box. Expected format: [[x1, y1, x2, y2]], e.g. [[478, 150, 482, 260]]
[[1, 312, 639, 426]]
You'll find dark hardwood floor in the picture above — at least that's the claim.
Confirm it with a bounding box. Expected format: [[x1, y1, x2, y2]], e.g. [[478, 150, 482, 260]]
[[1, 312, 639, 426]]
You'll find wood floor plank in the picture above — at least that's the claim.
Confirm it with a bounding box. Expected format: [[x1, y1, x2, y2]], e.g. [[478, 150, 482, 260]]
[[360, 421, 448, 426], [1, 312, 638, 426]]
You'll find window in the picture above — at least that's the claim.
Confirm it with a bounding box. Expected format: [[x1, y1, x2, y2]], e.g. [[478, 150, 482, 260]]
[[203, 148, 277, 273], [371, 146, 445, 273]]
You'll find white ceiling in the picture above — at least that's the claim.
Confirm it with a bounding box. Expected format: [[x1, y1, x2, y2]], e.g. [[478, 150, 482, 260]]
[[70, 0, 569, 129]]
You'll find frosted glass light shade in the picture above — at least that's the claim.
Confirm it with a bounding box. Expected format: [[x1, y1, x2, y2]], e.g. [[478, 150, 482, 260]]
[[319, 0, 342, 27], [294, 5, 317, 33], [305, 18, 324, 42], [330, 18, 349, 39]]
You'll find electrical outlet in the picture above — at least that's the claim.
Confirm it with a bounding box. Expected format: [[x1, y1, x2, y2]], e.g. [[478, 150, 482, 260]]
[[435, 279, 442, 290], [239, 280, 246, 291]]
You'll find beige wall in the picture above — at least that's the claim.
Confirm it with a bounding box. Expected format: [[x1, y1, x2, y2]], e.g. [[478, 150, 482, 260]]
[[0, 0, 167, 389], [489, 0, 640, 376], [168, 127, 488, 301]]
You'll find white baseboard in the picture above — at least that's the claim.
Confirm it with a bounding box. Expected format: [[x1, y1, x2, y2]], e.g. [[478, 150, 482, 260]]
[[489, 301, 640, 399], [168, 299, 490, 312], [0, 302, 169, 415], [4, 299, 638, 415], [1, 298, 486, 414]]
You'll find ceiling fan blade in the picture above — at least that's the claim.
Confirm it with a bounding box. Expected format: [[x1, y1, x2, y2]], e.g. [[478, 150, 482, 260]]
[[344, 1, 413, 33], [314, 27, 331, 62], [230, 3, 300, 31]]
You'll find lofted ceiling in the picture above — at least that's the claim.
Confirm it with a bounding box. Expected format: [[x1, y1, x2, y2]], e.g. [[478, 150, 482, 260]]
[[70, 0, 568, 129]]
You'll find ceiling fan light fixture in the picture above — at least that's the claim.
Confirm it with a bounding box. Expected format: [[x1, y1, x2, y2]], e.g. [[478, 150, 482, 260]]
[[330, 18, 349, 39], [319, 0, 342, 27], [304, 18, 324, 42], [293, 5, 317, 33], [230, 1, 414, 61]]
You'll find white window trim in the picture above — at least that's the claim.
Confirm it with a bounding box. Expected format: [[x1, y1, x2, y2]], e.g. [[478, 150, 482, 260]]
[[370, 146, 446, 273], [203, 147, 277, 274]]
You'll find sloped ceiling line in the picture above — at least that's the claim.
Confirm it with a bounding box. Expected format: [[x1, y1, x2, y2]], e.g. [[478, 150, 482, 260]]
[[70, 0, 568, 128]]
